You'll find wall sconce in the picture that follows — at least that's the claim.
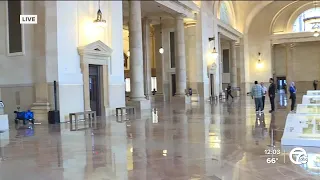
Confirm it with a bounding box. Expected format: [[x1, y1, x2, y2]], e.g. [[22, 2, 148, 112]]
[[159, 17, 164, 54], [93, 0, 107, 27], [127, 50, 130, 57], [314, 31, 319, 37], [159, 47, 164, 54], [256, 52, 263, 68], [208, 37, 218, 59]]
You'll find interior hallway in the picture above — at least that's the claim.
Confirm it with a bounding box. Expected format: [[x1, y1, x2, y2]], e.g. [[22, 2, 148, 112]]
[[0, 94, 318, 180]]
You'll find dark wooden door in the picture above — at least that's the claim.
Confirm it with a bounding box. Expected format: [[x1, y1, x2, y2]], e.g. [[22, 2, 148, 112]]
[[171, 74, 176, 96], [89, 65, 101, 116]]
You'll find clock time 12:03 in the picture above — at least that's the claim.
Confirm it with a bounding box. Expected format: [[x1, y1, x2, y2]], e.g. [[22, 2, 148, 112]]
[[264, 149, 281, 155]]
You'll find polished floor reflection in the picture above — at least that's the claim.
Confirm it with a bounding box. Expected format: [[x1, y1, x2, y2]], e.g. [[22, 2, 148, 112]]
[[0, 94, 319, 180]]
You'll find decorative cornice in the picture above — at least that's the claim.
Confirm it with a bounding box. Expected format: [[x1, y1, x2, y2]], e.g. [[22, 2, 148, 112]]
[[184, 21, 196, 28]]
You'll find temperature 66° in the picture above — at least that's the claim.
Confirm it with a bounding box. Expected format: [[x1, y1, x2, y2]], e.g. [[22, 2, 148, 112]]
[[266, 158, 278, 163]]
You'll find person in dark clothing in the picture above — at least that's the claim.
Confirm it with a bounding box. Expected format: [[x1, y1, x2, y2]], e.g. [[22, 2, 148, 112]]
[[289, 82, 297, 112], [226, 84, 234, 100], [188, 88, 192, 96], [313, 80, 318, 90], [283, 83, 287, 94], [268, 78, 276, 113]]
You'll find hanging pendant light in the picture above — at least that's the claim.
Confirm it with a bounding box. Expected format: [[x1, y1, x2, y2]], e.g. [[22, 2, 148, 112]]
[[159, 17, 164, 54], [212, 47, 218, 59], [93, 0, 107, 27]]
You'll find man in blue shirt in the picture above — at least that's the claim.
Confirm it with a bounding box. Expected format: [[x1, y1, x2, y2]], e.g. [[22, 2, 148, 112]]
[[251, 81, 264, 113]]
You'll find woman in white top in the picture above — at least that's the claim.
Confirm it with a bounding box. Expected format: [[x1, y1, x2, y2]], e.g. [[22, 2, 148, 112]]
[[260, 82, 268, 111]]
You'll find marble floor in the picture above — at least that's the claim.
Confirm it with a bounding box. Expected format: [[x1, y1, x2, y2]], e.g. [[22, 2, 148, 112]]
[[0, 94, 319, 180]]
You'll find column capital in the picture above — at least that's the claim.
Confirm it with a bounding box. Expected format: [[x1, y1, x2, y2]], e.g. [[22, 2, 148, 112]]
[[142, 17, 152, 24], [175, 13, 186, 19]]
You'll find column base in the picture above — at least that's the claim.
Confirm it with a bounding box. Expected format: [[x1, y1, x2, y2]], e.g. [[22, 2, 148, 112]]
[[127, 99, 151, 110], [155, 94, 165, 102], [172, 95, 191, 104], [31, 102, 50, 123]]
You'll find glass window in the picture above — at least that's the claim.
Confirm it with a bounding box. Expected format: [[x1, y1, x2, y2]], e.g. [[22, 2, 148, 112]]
[[219, 2, 230, 25], [125, 78, 130, 92], [170, 32, 175, 68], [293, 8, 320, 32], [151, 77, 157, 91], [7, 1, 23, 54]]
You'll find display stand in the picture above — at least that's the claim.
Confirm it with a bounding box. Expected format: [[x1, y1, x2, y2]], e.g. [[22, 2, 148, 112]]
[[302, 95, 320, 104], [296, 104, 320, 114], [0, 101, 9, 132], [307, 90, 320, 96], [281, 114, 320, 146]]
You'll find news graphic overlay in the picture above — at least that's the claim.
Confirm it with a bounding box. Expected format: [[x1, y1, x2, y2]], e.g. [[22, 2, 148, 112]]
[[20, 15, 37, 24], [264, 148, 281, 164], [289, 147, 308, 165]]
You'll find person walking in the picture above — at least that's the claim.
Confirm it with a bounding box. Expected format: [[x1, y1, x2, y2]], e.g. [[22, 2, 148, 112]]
[[260, 82, 268, 111], [268, 78, 276, 113], [226, 84, 234, 100], [251, 81, 264, 113], [313, 80, 318, 90], [289, 82, 297, 113]]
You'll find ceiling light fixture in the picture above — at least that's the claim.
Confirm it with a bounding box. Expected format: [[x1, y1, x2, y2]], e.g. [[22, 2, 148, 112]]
[[93, 0, 107, 27]]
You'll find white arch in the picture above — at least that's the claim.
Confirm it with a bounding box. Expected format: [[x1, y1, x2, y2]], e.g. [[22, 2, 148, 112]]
[[286, 2, 317, 32], [268, 1, 298, 34], [244, 1, 272, 34]]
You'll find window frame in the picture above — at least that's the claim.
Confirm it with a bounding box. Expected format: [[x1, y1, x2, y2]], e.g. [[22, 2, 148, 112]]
[[5, 0, 25, 57]]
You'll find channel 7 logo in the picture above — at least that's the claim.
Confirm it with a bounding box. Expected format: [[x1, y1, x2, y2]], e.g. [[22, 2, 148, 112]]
[[289, 147, 308, 165]]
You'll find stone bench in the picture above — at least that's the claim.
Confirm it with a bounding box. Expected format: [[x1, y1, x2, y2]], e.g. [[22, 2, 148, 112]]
[[116, 106, 135, 116], [69, 111, 96, 131]]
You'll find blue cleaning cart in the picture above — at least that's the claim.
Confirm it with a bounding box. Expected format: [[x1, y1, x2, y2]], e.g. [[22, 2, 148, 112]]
[[14, 108, 35, 125]]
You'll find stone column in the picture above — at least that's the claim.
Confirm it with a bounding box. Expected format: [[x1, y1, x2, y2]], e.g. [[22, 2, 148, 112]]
[[175, 14, 187, 96], [286, 43, 295, 85], [154, 24, 165, 100], [142, 18, 151, 99], [218, 33, 223, 93], [81, 62, 91, 111], [129, 1, 145, 101], [230, 41, 237, 88], [31, 1, 50, 122]]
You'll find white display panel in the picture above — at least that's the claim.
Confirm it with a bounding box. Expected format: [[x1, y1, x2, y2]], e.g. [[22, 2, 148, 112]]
[[0, 114, 8, 132], [296, 104, 320, 114], [302, 95, 320, 104], [307, 90, 320, 96], [281, 114, 320, 146]]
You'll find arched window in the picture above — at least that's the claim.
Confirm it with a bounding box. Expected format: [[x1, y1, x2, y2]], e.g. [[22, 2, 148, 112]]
[[219, 2, 230, 25], [293, 8, 320, 32]]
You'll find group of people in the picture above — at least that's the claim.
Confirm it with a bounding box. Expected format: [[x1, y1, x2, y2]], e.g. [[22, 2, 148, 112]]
[[251, 78, 297, 113]]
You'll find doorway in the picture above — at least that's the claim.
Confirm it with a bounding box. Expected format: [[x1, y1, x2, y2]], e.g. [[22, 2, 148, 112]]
[[171, 74, 176, 96], [210, 74, 215, 97], [89, 65, 102, 116], [277, 76, 287, 91]]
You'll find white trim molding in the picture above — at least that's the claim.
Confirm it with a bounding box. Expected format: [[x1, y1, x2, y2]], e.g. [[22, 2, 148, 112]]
[[270, 32, 320, 44]]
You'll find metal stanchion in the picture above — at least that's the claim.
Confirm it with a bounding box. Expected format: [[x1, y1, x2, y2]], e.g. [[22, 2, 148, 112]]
[[268, 128, 275, 147], [0, 135, 4, 161]]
